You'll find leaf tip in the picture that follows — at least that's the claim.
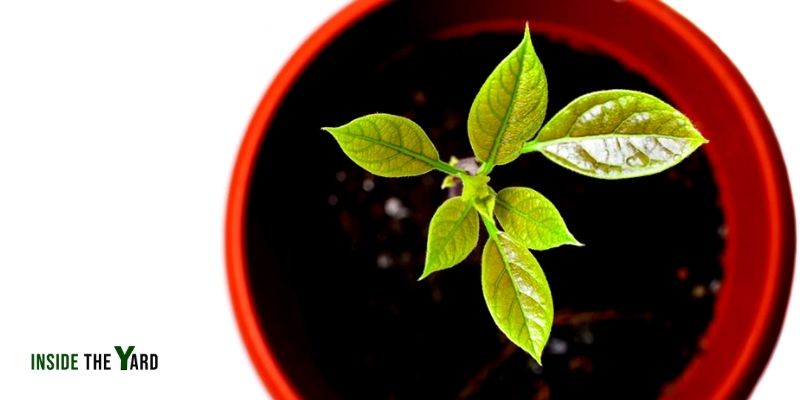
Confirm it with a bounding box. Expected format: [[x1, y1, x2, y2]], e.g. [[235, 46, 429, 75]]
[[420, 253, 436, 281], [691, 127, 709, 145], [569, 232, 585, 247], [533, 355, 543, 366], [418, 266, 433, 281], [690, 134, 709, 149], [522, 22, 532, 46]]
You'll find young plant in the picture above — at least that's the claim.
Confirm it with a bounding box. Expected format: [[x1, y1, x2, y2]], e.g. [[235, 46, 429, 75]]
[[322, 25, 707, 364]]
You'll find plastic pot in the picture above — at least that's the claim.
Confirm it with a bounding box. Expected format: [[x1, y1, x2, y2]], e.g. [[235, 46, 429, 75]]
[[227, 0, 794, 398]]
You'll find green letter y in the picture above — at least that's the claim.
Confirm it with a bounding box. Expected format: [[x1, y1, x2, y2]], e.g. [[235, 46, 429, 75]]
[[114, 345, 135, 370]]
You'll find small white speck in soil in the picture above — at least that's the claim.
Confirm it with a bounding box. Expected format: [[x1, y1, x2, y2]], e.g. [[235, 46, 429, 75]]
[[709, 279, 721, 294], [362, 178, 375, 192], [385, 197, 410, 219], [376, 253, 393, 269], [547, 337, 568, 355], [577, 327, 594, 345]]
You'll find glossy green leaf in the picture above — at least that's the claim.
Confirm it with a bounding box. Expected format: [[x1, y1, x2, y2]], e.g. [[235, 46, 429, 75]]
[[420, 197, 479, 280], [527, 90, 707, 179], [468, 25, 548, 169], [496, 187, 582, 250], [482, 233, 553, 363], [323, 113, 441, 177]]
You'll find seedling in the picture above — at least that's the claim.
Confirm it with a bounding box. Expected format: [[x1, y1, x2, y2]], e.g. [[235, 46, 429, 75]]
[[323, 25, 707, 363]]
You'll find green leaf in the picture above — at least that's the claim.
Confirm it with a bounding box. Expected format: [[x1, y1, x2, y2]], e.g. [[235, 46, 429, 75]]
[[482, 233, 553, 363], [420, 197, 479, 280], [323, 113, 442, 177], [460, 175, 496, 219], [441, 175, 458, 189], [468, 25, 548, 169], [496, 187, 582, 250], [473, 192, 497, 222], [460, 175, 491, 202], [528, 90, 708, 179]]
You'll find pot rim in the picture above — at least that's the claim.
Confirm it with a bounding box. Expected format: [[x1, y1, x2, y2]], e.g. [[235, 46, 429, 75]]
[[225, 2, 390, 398], [225, 1, 795, 399]]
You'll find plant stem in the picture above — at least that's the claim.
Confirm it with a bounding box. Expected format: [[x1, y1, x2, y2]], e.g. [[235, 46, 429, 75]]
[[520, 140, 541, 154], [476, 161, 492, 176], [432, 159, 466, 176], [478, 139, 541, 172], [480, 212, 499, 240]]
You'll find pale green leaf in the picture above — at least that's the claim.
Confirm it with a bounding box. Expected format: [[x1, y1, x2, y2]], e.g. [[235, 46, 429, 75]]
[[460, 175, 496, 219], [496, 187, 581, 250], [482, 233, 553, 363], [528, 90, 707, 179], [420, 197, 479, 280], [468, 25, 548, 168], [323, 113, 441, 177], [441, 175, 458, 189], [460, 175, 491, 202], [473, 192, 496, 222]]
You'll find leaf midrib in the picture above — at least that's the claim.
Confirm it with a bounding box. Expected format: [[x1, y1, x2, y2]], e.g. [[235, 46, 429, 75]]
[[528, 133, 705, 153], [338, 130, 435, 164], [435, 201, 474, 265], [492, 236, 536, 348], [497, 197, 541, 224], [485, 42, 528, 168], [331, 129, 463, 176]]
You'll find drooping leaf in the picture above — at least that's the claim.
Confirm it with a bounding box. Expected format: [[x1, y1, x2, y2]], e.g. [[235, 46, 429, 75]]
[[528, 90, 707, 179], [420, 197, 479, 280], [496, 187, 581, 250], [468, 25, 548, 168], [323, 113, 441, 177], [482, 233, 553, 363]]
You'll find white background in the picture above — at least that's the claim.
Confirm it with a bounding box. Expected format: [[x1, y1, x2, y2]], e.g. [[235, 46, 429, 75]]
[[0, 1, 796, 398]]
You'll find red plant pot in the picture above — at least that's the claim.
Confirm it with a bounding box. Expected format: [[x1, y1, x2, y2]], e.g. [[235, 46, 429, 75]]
[[227, 0, 795, 399]]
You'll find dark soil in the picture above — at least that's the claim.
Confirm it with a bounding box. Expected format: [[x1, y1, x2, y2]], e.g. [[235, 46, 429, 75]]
[[245, 7, 724, 400]]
